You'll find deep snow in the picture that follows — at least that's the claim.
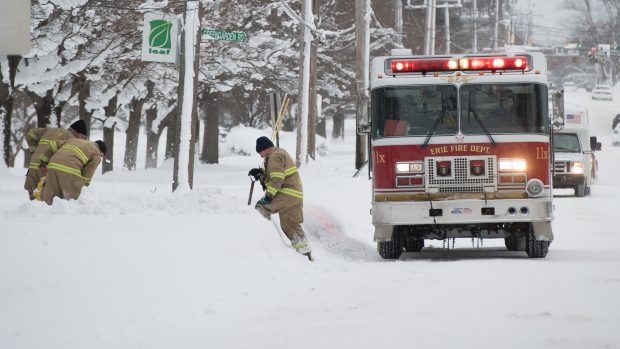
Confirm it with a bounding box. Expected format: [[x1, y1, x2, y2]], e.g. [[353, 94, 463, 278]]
[[1, 88, 620, 349]]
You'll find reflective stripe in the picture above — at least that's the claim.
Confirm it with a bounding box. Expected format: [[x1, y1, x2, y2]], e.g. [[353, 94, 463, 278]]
[[284, 166, 297, 176], [64, 145, 88, 165], [280, 187, 303, 199], [270, 171, 285, 179], [48, 162, 84, 180], [28, 162, 40, 169], [27, 129, 38, 140], [266, 184, 278, 196], [39, 139, 58, 152], [292, 238, 311, 254], [41, 155, 49, 162]]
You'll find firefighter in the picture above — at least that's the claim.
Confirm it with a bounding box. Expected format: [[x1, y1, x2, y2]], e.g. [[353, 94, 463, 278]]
[[40, 139, 106, 205], [249, 136, 313, 261], [24, 120, 88, 200]]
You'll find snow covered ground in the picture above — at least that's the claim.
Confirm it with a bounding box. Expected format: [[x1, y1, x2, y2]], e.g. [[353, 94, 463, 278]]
[[1, 88, 620, 349]]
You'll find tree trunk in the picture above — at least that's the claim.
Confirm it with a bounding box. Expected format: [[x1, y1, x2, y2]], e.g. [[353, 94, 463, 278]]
[[200, 91, 219, 164], [103, 126, 115, 173], [26, 88, 55, 128], [332, 108, 345, 139], [76, 74, 92, 134], [165, 116, 176, 160], [146, 105, 176, 169], [145, 105, 158, 169], [1, 56, 22, 167], [102, 94, 118, 174], [124, 81, 154, 171], [124, 97, 143, 171]]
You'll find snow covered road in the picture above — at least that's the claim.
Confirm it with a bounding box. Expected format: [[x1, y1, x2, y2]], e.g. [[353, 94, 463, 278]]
[[1, 90, 620, 349]]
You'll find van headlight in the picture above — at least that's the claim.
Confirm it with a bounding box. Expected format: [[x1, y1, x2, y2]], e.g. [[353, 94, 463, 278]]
[[498, 158, 527, 172], [571, 161, 584, 174]]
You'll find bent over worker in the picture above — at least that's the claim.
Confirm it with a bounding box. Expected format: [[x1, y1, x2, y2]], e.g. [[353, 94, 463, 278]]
[[41, 139, 106, 205], [250, 136, 312, 261], [24, 120, 87, 200]]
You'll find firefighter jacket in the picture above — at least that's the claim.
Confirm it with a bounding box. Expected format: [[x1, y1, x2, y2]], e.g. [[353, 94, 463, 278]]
[[26, 128, 76, 170], [47, 138, 102, 186], [263, 147, 303, 211]]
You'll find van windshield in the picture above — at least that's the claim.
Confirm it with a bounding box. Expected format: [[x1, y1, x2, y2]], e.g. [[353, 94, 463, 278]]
[[554, 133, 581, 152]]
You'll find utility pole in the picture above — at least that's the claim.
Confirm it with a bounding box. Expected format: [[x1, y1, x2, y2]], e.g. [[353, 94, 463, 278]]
[[430, 0, 437, 54], [444, 5, 450, 54], [307, 0, 318, 161], [173, 0, 200, 192], [472, 0, 478, 53], [525, 0, 533, 46], [493, 0, 499, 50], [295, 0, 314, 167], [395, 0, 403, 47], [424, 0, 432, 54], [355, 0, 369, 170]]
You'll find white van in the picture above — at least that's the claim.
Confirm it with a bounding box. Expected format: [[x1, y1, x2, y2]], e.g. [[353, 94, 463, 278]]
[[592, 85, 613, 100], [553, 103, 600, 197]]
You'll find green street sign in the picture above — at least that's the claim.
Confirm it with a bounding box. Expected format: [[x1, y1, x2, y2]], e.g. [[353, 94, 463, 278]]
[[201, 29, 246, 43]]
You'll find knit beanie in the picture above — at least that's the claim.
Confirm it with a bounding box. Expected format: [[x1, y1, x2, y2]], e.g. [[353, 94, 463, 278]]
[[69, 120, 87, 136], [255, 136, 274, 153], [95, 140, 107, 155]]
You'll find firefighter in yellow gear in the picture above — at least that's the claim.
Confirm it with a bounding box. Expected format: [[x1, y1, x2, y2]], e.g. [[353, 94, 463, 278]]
[[40, 139, 106, 205], [24, 120, 88, 200], [250, 136, 312, 261]]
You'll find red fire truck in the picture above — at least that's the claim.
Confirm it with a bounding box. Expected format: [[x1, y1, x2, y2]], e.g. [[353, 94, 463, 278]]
[[364, 51, 554, 259]]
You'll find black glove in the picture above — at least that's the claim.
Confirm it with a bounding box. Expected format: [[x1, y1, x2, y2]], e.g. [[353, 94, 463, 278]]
[[254, 195, 272, 209], [248, 168, 264, 181]]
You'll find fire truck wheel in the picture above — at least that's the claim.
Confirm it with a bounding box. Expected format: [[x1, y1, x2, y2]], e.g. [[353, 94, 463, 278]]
[[585, 186, 591, 196], [404, 236, 425, 252], [377, 240, 403, 259], [575, 184, 586, 197], [504, 234, 526, 251], [525, 225, 550, 258]]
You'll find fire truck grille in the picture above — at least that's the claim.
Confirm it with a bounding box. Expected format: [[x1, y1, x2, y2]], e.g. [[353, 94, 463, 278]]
[[426, 156, 497, 193], [554, 161, 568, 173]]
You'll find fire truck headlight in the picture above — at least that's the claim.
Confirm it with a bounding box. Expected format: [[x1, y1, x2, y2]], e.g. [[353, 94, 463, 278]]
[[395, 162, 424, 173], [525, 179, 545, 197], [571, 161, 584, 174], [498, 158, 527, 172]]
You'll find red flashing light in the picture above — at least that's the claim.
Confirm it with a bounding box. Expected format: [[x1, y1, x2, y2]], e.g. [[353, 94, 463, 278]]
[[389, 56, 528, 74]]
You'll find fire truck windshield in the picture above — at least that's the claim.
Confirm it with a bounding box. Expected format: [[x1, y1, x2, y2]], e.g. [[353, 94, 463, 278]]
[[460, 83, 548, 135], [371, 83, 548, 138], [371, 85, 458, 138]]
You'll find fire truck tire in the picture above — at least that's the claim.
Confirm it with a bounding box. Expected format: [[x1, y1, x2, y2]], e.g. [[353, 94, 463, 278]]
[[404, 236, 424, 252], [585, 186, 591, 196], [377, 240, 403, 259], [575, 184, 586, 197], [504, 234, 526, 251], [525, 225, 550, 258]]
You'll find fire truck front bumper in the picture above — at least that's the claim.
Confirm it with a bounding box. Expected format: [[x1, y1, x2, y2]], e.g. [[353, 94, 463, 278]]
[[372, 197, 554, 226]]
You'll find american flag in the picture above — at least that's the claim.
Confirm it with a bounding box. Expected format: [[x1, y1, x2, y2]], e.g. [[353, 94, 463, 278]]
[[566, 113, 581, 124]]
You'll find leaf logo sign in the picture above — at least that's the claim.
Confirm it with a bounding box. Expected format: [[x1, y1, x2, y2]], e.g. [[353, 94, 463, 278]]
[[148, 20, 172, 55]]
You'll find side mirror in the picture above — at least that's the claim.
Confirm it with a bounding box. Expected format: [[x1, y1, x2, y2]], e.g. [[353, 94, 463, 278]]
[[551, 90, 565, 130], [357, 121, 371, 135], [596, 142, 602, 151], [590, 136, 598, 150]]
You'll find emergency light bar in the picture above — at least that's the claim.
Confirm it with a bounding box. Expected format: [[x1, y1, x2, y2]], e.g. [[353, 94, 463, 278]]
[[389, 56, 528, 74]]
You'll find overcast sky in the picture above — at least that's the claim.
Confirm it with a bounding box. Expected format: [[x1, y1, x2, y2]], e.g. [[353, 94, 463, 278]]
[[525, 0, 575, 46]]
